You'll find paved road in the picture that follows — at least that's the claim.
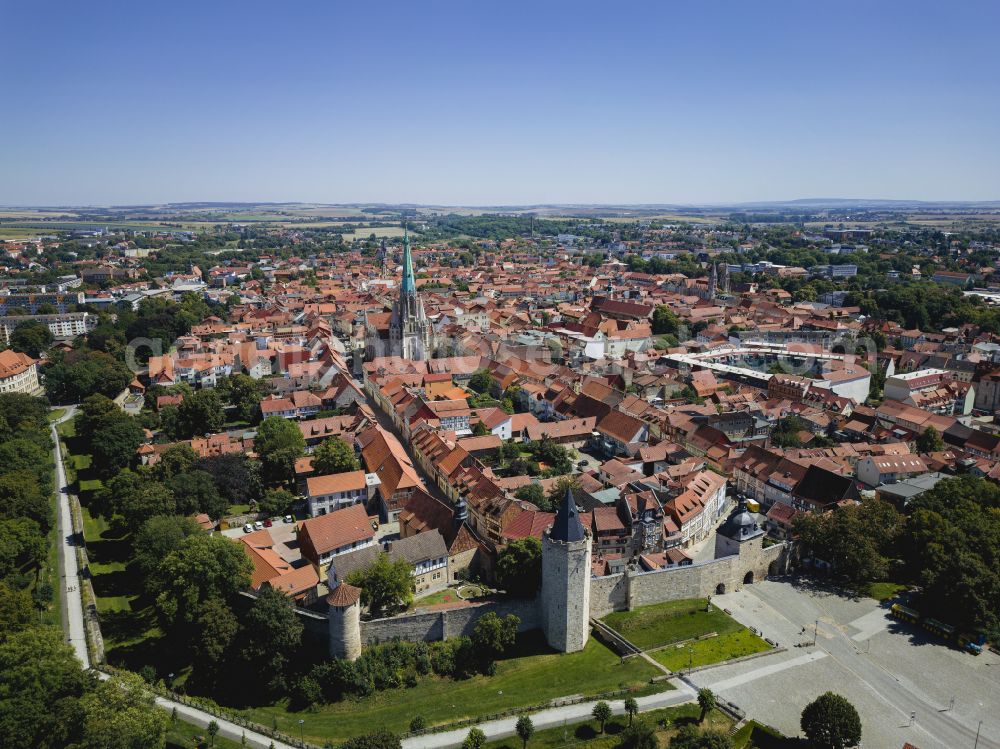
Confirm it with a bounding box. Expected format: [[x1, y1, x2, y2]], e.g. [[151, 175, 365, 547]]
[[402, 681, 695, 749], [50, 405, 303, 749], [691, 582, 1000, 749], [51, 405, 89, 668], [363, 393, 454, 507]]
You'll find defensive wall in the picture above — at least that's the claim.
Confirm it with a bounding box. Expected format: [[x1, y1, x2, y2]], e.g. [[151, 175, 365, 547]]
[[333, 537, 786, 649]]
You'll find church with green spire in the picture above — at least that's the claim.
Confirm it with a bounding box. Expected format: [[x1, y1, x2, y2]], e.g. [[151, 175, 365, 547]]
[[364, 228, 432, 361]]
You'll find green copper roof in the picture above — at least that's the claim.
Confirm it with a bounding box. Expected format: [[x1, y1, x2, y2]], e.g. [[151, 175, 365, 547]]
[[400, 227, 416, 294]]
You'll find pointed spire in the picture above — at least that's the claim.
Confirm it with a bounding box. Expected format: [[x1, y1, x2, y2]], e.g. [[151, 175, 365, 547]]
[[550, 485, 585, 542], [401, 224, 416, 295]]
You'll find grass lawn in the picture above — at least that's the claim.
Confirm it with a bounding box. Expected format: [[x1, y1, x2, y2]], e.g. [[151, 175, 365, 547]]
[[165, 716, 243, 749], [70, 453, 93, 471], [57, 417, 77, 439], [864, 581, 906, 601], [413, 588, 463, 606], [241, 634, 661, 744], [602, 599, 742, 651], [651, 629, 770, 672], [48, 407, 67, 422], [485, 705, 733, 749], [79, 478, 103, 493], [37, 486, 63, 627], [730, 720, 794, 749]]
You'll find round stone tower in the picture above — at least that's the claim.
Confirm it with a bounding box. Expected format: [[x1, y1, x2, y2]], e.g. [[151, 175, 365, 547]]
[[326, 564, 362, 660], [540, 486, 592, 653]]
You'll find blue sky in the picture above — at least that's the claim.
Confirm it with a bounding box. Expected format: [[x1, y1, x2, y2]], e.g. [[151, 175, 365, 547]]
[[3, 0, 998, 205]]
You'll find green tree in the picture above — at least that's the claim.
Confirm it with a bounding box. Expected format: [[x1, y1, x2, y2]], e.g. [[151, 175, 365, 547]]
[[197, 453, 263, 506], [0, 471, 52, 531], [800, 692, 862, 749], [9, 321, 53, 358], [902, 475, 1000, 635], [471, 612, 520, 665], [207, 720, 220, 748], [697, 688, 716, 723], [793, 498, 903, 586], [462, 727, 487, 749], [624, 696, 639, 727], [469, 370, 492, 394], [669, 725, 732, 749], [514, 482, 546, 508], [175, 389, 225, 439], [260, 488, 295, 516], [110, 477, 175, 534], [242, 587, 304, 695], [915, 425, 944, 453], [515, 715, 534, 749], [0, 581, 33, 636], [0, 518, 46, 579], [472, 420, 490, 437], [90, 412, 144, 479], [76, 393, 121, 439], [0, 626, 88, 749], [194, 597, 240, 678], [151, 533, 253, 630], [44, 349, 132, 403], [226, 373, 269, 422], [409, 716, 427, 732], [312, 436, 360, 475], [592, 701, 612, 733], [254, 416, 306, 485], [133, 514, 202, 577], [621, 720, 658, 749], [152, 443, 199, 480], [770, 415, 808, 449], [169, 469, 227, 519], [78, 671, 169, 749], [496, 537, 542, 597], [651, 305, 680, 335], [346, 552, 414, 616], [341, 729, 402, 749]]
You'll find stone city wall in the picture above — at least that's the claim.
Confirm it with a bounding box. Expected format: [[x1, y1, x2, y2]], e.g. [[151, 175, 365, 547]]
[[361, 598, 538, 645]]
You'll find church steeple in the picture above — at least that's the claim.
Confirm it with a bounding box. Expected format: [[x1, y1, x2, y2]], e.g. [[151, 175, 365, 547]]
[[400, 226, 416, 295]]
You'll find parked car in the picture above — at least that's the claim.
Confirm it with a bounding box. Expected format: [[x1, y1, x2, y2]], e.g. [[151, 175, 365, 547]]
[[284, 515, 293, 523], [243, 523, 253, 533], [253, 520, 264, 531], [263, 518, 272, 527], [577, 460, 589, 468]]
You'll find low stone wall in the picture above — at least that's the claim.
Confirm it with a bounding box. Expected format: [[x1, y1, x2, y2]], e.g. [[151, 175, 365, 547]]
[[361, 598, 539, 645]]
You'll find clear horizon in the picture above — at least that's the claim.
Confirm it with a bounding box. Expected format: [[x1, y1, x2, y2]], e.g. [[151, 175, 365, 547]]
[[3, 0, 999, 206]]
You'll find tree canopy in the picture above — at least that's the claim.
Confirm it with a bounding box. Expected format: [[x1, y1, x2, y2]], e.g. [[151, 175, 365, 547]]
[[313, 436, 360, 475], [800, 692, 862, 749], [346, 552, 414, 616], [496, 537, 542, 598]]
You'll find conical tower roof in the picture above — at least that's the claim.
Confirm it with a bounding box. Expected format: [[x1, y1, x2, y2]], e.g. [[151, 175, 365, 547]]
[[550, 485, 586, 542], [400, 226, 416, 295]]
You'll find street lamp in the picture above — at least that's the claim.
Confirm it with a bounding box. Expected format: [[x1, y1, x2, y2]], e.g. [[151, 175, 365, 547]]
[[688, 646, 693, 674], [298, 718, 305, 746], [975, 720, 982, 749], [814, 619, 819, 646]]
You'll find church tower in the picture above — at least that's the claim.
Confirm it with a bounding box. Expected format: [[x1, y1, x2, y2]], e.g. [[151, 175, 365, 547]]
[[388, 228, 432, 360], [541, 486, 592, 653]]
